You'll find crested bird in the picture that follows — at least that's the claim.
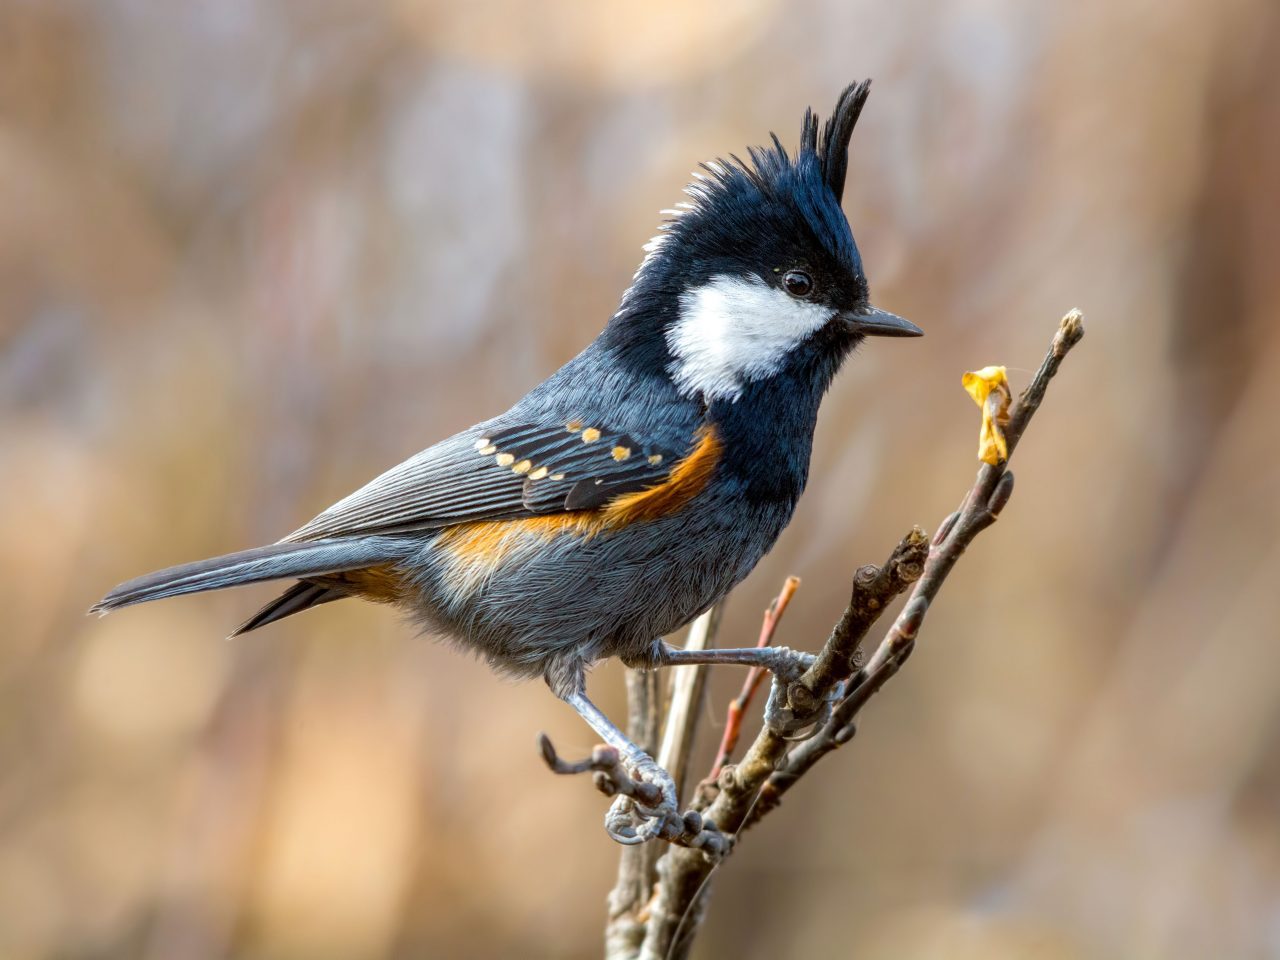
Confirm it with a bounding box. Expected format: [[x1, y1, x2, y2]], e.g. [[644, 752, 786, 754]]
[[93, 80, 921, 843]]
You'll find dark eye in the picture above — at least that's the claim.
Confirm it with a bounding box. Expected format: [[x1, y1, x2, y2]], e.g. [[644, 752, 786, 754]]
[[783, 270, 813, 298]]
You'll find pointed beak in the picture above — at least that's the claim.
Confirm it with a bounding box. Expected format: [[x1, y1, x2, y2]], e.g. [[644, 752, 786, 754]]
[[840, 306, 923, 338]]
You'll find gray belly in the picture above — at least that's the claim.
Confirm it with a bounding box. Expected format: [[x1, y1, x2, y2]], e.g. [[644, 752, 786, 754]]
[[399, 494, 790, 680]]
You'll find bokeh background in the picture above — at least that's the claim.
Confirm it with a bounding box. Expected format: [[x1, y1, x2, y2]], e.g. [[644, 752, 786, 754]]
[[3, 0, 1279, 957]]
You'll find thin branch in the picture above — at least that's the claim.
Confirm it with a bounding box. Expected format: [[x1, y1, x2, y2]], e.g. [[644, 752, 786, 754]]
[[638, 309, 1085, 960], [606, 669, 664, 960], [658, 605, 721, 808], [800, 530, 928, 700], [748, 527, 929, 824], [706, 576, 801, 783], [856, 308, 1084, 691]]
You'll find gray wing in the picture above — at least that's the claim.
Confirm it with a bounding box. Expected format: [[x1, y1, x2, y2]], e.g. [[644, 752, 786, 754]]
[[286, 418, 685, 542]]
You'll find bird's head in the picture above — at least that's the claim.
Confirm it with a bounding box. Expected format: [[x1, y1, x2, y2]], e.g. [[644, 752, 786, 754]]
[[606, 81, 920, 402]]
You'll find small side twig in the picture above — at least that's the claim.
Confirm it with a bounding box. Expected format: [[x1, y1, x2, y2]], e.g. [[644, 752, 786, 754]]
[[747, 527, 928, 823], [706, 576, 801, 783], [800, 530, 929, 701], [658, 605, 721, 808], [606, 669, 664, 959]]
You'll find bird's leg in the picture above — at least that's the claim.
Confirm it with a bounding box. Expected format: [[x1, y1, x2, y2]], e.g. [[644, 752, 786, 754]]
[[656, 643, 831, 737], [560, 688, 681, 843], [658, 643, 814, 679]]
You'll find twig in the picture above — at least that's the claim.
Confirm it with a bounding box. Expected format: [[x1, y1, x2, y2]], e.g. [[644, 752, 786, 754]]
[[658, 605, 721, 808], [856, 309, 1084, 689], [706, 576, 801, 783], [638, 310, 1085, 960], [606, 669, 664, 959], [799, 531, 928, 704], [747, 528, 929, 824]]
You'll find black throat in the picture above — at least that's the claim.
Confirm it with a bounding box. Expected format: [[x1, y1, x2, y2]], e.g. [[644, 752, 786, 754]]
[[707, 323, 857, 507]]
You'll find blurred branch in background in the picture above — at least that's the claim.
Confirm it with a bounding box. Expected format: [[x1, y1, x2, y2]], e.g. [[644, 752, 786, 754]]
[[549, 312, 1082, 959]]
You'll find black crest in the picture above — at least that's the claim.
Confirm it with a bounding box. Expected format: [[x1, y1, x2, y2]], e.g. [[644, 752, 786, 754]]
[[605, 79, 876, 347], [800, 79, 872, 205]]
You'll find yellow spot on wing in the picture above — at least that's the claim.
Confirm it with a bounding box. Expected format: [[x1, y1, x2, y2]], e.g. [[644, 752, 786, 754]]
[[602, 426, 720, 527], [647, 454, 663, 466], [611, 446, 631, 461], [478, 444, 497, 455], [581, 428, 601, 443], [566, 420, 584, 432], [529, 466, 548, 480], [436, 427, 722, 590], [495, 453, 515, 467], [512, 459, 532, 474]]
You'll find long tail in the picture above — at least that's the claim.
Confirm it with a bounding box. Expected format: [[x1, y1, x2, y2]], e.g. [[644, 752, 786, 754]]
[[90, 538, 400, 615]]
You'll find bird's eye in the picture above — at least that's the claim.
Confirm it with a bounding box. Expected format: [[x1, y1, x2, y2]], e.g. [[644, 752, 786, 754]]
[[783, 270, 814, 298]]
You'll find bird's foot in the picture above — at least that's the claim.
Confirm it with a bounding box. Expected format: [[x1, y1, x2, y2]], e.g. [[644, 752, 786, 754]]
[[754, 644, 816, 683], [603, 755, 731, 860], [538, 735, 730, 861], [603, 751, 677, 842], [757, 646, 833, 739]]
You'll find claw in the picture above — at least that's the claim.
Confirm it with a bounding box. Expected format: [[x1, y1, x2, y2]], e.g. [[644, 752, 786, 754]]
[[605, 797, 647, 844], [763, 671, 835, 739], [615, 757, 680, 841], [599, 756, 729, 859]]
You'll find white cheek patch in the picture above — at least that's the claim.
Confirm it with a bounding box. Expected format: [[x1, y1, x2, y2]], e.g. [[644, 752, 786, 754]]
[[665, 274, 833, 400]]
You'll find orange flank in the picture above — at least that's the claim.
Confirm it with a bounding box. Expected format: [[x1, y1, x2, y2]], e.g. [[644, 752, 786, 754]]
[[316, 564, 409, 603], [599, 425, 721, 527], [436, 426, 723, 587], [435, 512, 599, 570]]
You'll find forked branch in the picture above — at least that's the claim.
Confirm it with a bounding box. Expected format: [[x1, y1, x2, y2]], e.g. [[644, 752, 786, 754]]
[[541, 311, 1084, 960], [637, 309, 1084, 960]]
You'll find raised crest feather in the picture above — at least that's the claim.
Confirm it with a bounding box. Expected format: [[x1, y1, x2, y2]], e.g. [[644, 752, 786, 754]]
[[817, 80, 872, 203], [679, 80, 872, 208]]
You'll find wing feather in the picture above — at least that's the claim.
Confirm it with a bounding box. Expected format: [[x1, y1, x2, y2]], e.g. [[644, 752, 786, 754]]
[[286, 419, 688, 541]]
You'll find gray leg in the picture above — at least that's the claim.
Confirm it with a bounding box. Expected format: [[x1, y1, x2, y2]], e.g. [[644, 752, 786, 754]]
[[658, 643, 829, 736], [657, 643, 815, 680], [560, 688, 679, 842], [564, 689, 657, 769]]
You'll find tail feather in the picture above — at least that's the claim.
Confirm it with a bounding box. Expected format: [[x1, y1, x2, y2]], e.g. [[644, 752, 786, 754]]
[[230, 582, 348, 637], [91, 538, 399, 615]]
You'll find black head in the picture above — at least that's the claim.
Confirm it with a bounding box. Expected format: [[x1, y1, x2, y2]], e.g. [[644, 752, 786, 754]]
[[606, 80, 920, 401]]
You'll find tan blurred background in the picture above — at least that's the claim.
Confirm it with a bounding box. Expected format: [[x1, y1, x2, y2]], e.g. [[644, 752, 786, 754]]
[[3, 0, 1279, 957]]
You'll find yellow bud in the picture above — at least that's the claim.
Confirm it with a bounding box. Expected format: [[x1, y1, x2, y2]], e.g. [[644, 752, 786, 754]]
[[961, 365, 1012, 465]]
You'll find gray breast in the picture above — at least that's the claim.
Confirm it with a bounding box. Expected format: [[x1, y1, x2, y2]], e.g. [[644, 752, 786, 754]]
[[400, 486, 786, 680]]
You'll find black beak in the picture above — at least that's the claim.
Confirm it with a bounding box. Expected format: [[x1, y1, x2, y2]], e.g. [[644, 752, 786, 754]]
[[840, 306, 923, 338]]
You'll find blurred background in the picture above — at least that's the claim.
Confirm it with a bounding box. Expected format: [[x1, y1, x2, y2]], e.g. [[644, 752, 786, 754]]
[[3, 0, 1279, 957]]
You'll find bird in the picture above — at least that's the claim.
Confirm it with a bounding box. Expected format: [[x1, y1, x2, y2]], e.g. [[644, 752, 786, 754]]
[[92, 80, 921, 843]]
